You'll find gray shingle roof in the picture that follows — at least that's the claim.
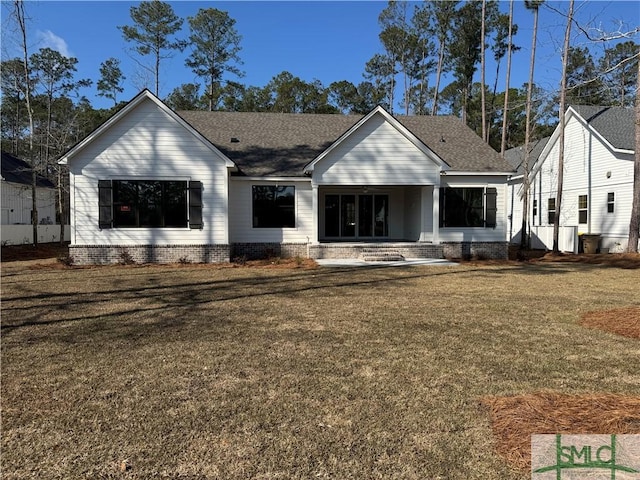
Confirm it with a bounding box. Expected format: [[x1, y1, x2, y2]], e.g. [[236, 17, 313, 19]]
[[178, 110, 514, 177], [504, 137, 550, 175], [571, 105, 635, 151], [1, 151, 55, 188]]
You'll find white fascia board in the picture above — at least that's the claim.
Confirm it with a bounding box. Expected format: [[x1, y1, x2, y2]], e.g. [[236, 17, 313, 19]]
[[303, 105, 449, 173], [441, 171, 514, 176], [58, 89, 237, 171], [231, 176, 311, 182]]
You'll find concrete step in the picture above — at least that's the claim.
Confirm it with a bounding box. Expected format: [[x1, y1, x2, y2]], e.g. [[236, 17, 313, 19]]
[[360, 248, 405, 262]]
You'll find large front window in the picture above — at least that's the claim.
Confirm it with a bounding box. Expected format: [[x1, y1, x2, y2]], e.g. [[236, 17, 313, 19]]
[[113, 180, 187, 228], [252, 185, 295, 228], [439, 187, 497, 228]]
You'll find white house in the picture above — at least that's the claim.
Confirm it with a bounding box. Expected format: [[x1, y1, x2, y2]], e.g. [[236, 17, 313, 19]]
[[505, 137, 550, 246], [509, 105, 636, 253], [59, 90, 515, 264], [1, 151, 66, 245]]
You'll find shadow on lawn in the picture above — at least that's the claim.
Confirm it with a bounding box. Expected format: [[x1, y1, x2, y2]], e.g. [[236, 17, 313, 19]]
[[0, 261, 590, 335]]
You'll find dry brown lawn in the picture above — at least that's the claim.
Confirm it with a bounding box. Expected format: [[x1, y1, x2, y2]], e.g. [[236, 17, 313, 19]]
[[2, 252, 639, 479]]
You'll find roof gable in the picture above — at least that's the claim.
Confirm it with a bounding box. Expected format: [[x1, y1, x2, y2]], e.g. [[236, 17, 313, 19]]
[[530, 105, 635, 180], [570, 105, 635, 152], [303, 105, 447, 174], [59, 90, 236, 169]]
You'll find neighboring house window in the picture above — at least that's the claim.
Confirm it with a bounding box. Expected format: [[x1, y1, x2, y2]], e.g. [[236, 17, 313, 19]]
[[252, 185, 295, 228], [578, 195, 588, 224], [533, 200, 538, 221], [98, 180, 202, 229], [439, 187, 497, 228], [547, 198, 556, 225], [607, 192, 615, 213]]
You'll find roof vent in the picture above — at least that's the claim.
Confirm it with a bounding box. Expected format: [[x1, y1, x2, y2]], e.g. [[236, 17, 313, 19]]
[[230, 137, 240, 143], [440, 135, 446, 143]]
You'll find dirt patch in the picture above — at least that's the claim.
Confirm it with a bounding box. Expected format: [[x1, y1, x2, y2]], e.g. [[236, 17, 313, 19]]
[[579, 306, 640, 339], [481, 393, 640, 471]]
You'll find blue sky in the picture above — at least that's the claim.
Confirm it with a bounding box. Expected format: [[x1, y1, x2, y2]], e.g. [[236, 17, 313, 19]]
[[2, 1, 639, 110]]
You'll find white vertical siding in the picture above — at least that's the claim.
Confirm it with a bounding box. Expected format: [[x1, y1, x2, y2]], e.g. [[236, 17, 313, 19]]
[[229, 179, 314, 243], [312, 113, 441, 186], [529, 113, 634, 250], [68, 98, 230, 246]]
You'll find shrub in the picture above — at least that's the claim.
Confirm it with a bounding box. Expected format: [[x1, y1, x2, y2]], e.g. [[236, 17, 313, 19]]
[[118, 248, 135, 265]]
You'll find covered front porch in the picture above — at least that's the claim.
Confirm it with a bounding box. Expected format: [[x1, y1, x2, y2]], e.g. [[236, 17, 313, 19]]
[[314, 185, 440, 244]]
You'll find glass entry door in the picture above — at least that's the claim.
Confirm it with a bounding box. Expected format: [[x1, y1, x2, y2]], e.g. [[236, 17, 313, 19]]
[[325, 194, 388, 239]]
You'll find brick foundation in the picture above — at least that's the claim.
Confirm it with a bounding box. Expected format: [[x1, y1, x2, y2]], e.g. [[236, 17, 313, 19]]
[[231, 243, 309, 261], [69, 244, 230, 265], [69, 241, 508, 265], [442, 241, 508, 260]]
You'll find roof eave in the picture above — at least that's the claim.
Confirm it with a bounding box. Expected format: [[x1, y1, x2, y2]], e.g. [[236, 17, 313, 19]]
[[58, 90, 238, 171]]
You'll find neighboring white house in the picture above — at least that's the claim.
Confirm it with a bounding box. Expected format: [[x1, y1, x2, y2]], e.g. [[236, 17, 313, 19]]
[[505, 137, 550, 247], [1, 151, 67, 245], [507, 105, 636, 253], [59, 90, 515, 264]]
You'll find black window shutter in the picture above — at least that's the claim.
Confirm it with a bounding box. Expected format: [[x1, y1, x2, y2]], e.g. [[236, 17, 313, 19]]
[[189, 181, 203, 229], [98, 180, 112, 229], [485, 187, 497, 228]]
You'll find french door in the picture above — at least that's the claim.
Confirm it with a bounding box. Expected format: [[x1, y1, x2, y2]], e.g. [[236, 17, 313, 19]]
[[325, 194, 388, 239]]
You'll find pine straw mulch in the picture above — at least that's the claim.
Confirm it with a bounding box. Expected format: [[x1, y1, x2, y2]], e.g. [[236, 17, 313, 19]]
[[579, 306, 640, 339], [480, 392, 640, 471], [534, 252, 640, 269], [482, 306, 640, 472]]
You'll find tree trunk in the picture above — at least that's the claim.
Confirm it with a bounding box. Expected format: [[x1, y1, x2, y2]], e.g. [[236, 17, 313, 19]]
[[500, 0, 515, 156], [553, 0, 574, 253], [155, 50, 160, 96], [15, 1, 38, 246], [520, 2, 540, 249], [480, 0, 487, 142], [431, 44, 445, 115], [627, 52, 640, 253]]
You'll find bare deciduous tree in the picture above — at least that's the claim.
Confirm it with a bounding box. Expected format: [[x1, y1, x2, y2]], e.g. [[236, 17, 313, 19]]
[[12, 0, 37, 246], [553, 0, 574, 254], [628, 53, 640, 253]]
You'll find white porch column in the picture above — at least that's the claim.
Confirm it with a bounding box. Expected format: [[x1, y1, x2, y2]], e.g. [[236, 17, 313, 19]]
[[311, 184, 319, 244], [432, 185, 440, 244]]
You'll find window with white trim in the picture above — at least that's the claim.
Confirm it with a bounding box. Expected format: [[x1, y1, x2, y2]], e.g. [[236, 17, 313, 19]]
[[578, 195, 588, 224], [439, 187, 497, 228]]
